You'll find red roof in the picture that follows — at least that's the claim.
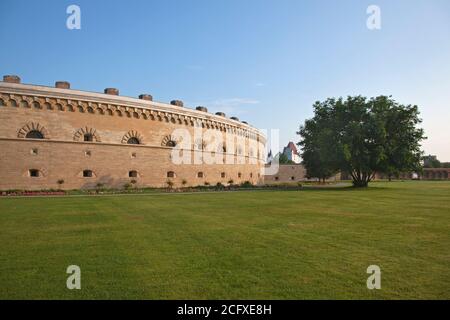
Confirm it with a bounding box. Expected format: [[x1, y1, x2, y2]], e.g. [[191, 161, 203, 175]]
[[287, 141, 298, 154]]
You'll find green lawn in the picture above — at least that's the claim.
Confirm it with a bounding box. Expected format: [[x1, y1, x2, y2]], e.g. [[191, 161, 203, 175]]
[[0, 181, 449, 299]]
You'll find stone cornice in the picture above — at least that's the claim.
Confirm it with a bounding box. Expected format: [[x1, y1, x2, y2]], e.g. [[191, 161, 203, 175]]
[[0, 81, 266, 143]]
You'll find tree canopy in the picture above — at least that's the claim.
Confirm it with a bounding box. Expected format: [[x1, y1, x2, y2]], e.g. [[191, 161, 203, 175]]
[[297, 96, 426, 187]]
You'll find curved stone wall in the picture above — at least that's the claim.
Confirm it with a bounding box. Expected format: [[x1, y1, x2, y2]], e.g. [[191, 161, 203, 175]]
[[0, 77, 266, 190]]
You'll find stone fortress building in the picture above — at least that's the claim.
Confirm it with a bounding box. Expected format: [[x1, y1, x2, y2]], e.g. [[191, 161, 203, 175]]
[[0, 75, 266, 190]]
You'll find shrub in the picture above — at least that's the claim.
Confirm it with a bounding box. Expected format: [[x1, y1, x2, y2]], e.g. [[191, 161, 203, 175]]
[[215, 182, 225, 190], [166, 179, 174, 189], [227, 179, 234, 185], [57, 179, 65, 190], [240, 181, 253, 188], [181, 179, 187, 186], [123, 182, 132, 190]]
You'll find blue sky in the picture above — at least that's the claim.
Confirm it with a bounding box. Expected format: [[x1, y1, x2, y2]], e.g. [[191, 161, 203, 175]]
[[1, 0, 449, 160]]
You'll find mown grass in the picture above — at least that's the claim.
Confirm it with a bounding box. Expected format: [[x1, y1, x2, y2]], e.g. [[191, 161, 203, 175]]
[[0, 181, 449, 299]]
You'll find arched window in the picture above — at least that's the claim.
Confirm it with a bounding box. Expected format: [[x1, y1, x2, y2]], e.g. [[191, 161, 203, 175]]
[[197, 172, 204, 178], [29, 169, 39, 177], [161, 135, 178, 147], [167, 171, 175, 178], [129, 170, 138, 178], [84, 133, 94, 142], [26, 130, 44, 139], [83, 170, 93, 177], [127, 137, 140, 145], [122, 131, 144, 145], [73, 128, 100, 142], [166, 140, 177, 147]]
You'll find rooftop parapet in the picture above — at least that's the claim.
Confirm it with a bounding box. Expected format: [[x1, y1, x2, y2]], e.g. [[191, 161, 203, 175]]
[[170, 100, 184, 107], [55, 81, 70, 89], [196, 106, 208, 112], [104, 88, 119, 95], [139, 94, 153, 101], [3, 75, 21, 84]]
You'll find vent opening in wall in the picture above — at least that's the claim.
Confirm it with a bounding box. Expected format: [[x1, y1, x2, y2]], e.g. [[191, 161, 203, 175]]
[[84, 133, 94, 142], [83, 170, 93, 178], [167, 171, 175, 178], [129, 170, 138, 178], [29, 169, 39, 177]]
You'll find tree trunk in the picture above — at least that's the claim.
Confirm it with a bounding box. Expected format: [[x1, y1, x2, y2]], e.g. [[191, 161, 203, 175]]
[[352, 179, 369, 187], [351, 170, 371, 188]]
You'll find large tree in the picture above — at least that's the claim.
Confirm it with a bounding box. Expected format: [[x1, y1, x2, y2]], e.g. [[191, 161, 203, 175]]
[[297, 96, 425, 187]]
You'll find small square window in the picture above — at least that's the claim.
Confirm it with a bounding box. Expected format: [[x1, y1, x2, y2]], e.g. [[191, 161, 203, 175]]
[[221, 172, 226, 178], [83, 170, 93, 178], [29, 169, 39, 177], [129, 170, 138, 178], [238, 172, 242, 178], [197, 172, 204, 178]]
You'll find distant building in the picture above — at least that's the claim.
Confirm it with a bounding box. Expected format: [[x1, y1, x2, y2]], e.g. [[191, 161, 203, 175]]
[[282, 142, 300, 164], [267, 150, 273, 164]]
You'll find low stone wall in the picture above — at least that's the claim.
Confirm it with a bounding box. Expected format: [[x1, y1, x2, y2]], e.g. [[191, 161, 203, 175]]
[[264, 164, 340, 183]]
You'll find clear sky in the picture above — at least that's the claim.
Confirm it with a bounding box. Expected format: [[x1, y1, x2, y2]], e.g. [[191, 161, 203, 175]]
[[1, 0, 449, 160]]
